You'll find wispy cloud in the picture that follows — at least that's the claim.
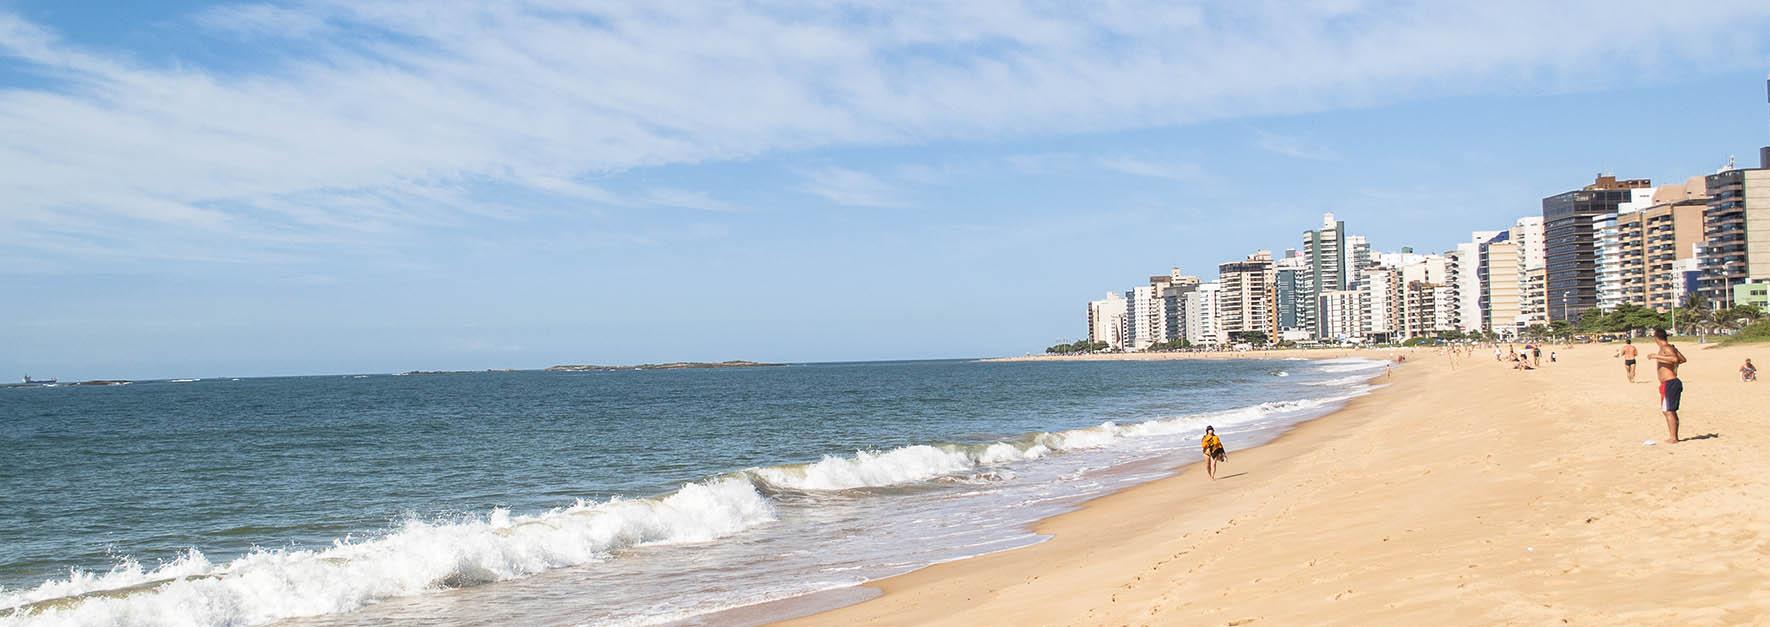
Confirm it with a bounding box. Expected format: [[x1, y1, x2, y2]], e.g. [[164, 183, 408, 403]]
[[1097, 156, 1207, 182], [1253, 130, 1340, 161], [797, 167, 907, 208], [1, 1, 1768, 266], [641, 188, 742, 213]]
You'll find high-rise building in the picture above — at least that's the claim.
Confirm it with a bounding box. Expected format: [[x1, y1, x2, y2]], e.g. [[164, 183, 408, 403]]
[[1700, 165, 1770, 307], [1345, 234, 1372, 288], [1593, 212, 1623, 311], [1615, 178, 1706, 311], [1273, 253, 1312, 336], [1510, 217, 1548, 325], [1482, 234, 1525, 337], [1302, 214, 1347, 336], [1184, 282, 1224, 346], [1319, 289, 1364, 342], [1458, 231, 1500, 333], [1359, 266, 1402, 343], [1543, 175, 1652, 320], [1218, 250, 1277, 341], [1087, 292, 1127, 350], [1123, 270, 1200, 350]]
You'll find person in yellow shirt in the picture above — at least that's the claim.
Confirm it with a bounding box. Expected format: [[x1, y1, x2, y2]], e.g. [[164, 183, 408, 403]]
[[1201, 426, 1226, 480]]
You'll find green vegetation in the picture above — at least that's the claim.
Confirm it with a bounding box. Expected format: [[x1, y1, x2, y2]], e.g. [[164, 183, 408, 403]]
[[1232, 331, 1269, 346], [1145, 338, 1192, 351], [1723, 318, 1770, 345], [1046, 339, 1112, 354]]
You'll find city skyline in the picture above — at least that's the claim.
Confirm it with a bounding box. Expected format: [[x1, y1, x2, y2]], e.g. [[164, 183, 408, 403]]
[[7, 2, 1770, 379]]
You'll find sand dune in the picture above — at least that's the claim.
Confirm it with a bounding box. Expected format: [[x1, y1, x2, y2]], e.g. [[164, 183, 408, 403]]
[[786, 342, 1770, 625]]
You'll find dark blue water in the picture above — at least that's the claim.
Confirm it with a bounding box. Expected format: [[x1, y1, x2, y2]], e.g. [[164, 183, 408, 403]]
[[0, 358, 1382, 625]]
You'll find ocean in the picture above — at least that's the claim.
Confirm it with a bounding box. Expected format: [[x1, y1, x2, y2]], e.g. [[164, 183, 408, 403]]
[[0, 357, 1386, 626]]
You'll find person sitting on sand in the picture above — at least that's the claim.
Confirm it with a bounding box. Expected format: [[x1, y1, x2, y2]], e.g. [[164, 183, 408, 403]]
[[1742, 358, 1757, 382], [1201, 426, 1227, 480]]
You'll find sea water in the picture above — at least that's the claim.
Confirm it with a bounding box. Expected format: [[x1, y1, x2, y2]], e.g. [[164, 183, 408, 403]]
[[0, 357, 1387, 626]]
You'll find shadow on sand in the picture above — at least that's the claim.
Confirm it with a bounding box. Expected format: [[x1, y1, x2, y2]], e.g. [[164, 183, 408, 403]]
[[1215, 472, 1249, 480], [1682, 433, 1721, 441]]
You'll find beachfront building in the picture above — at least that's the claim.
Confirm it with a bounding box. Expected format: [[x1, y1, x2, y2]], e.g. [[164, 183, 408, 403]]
[[1301, 214, 1348, 337], [1616, 178, 1706, 311], [1457, 232, 1499, 333], [1700, 164, 1770, 307], [1123, 269, 1200, 351], [1217, 250, 1277, 342], [1319, 289, 1364, 343], [1359, 266, 1402, 343], [1345, 234, 1372, 289], [1482, 235, 1526, 337], [1124, 285, 1161, 351], [1673, 256, 1702, 306], [1509, 217, 1548, 326], [1593, 212, 1623, 311], [1087, 292, 1127, 351], [1184, 282, 1226, 346], [1274, 252, 1313, 339], [1542, 175, 1652, 320]]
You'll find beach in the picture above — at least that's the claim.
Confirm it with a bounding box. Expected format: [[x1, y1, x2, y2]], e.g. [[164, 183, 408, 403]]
[[788, 342, 1770, 625]]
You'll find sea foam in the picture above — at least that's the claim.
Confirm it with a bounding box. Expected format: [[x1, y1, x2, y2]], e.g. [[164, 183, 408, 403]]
[[3, 380, 1368, 626]]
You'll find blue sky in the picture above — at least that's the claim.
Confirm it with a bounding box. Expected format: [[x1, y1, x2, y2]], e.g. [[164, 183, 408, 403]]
[[5, 1, 1770, 379]]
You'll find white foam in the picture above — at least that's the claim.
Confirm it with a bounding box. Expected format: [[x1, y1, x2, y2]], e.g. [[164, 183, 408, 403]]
[[0, 478, 774, 626], [1317, 358, 1388, 373], [4, 376, 1377, 626]]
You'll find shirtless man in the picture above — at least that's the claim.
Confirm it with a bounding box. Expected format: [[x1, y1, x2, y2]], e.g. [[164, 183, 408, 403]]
[[1647, 328, 1687, 444], [1620, 338, 1639, 383]]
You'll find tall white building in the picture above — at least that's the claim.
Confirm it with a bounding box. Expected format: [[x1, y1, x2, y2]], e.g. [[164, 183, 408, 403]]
[[1319, 289, 1364, 343], [1511, 217, 1549, 326], [1360, 266, 1402, 341], [1184, 282, 1225, 346], [1345, 234, 1372, 288], [1513, 216, 1547, 271], [1458, 231, 1500, 333], [1593, 212, 1623, 311], [1087, 292, 1127, 350]]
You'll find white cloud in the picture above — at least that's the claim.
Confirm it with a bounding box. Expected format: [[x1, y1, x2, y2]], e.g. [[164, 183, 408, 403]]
[[642, 188, 742, 213], [797, 167, 907, 208], [1098, 156, 1207, 182], [1, 1, 1768, 265], [1253, 130, 1340, 161]]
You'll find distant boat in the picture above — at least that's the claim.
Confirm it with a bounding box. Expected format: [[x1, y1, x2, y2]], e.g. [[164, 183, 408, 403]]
[[171, 378, 200, 383], [22, 375, 57, 385]]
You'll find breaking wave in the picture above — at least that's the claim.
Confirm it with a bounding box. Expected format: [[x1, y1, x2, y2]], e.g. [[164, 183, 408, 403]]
[[3, 385, 1369, 626]]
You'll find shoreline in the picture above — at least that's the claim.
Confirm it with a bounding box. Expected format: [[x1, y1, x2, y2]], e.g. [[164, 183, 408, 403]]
[[983, 347, 1407, 363], [781, 343, 1770, 624], [699, 353, 1408, 625]]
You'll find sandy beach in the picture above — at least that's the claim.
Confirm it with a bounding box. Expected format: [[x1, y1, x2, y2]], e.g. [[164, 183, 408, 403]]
[[785, 341, 1770, 625], [984, 348, 1409, 363]]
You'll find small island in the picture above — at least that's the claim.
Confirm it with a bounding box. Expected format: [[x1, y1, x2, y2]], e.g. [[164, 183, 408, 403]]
[[545, 360, 778, 372]]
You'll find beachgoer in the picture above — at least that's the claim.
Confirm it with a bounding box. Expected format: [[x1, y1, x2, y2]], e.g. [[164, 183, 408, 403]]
[[1648, 328, 1687, 444], [1621, 338, 1638, 383], [1741, 358, 1757, 382], [1532, 345, 1542, 367], [1201, 426, 1226, 480], [1550, 351, 1557, 364]]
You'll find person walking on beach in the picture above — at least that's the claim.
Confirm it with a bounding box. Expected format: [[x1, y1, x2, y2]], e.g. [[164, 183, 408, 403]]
[[1648, 328, 1687, 444], [1531, 345, 1542, 367], [1621, 339, 1639, 383], [1201, 426, 1226, 480]]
